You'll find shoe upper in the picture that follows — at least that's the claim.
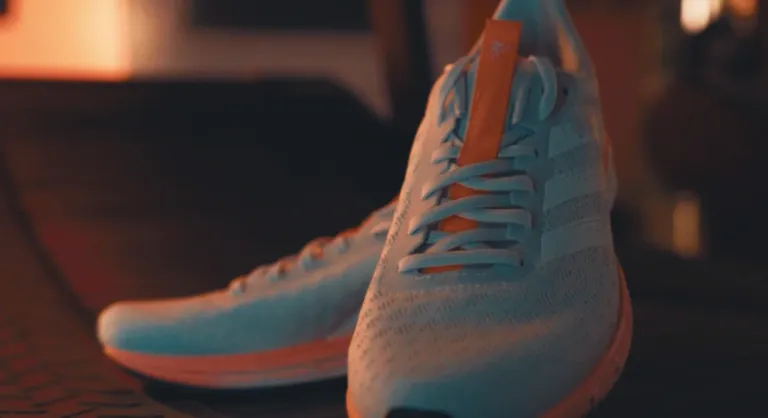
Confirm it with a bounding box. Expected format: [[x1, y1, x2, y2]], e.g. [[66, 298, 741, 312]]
[[97, 203, 394, 356], [348, 11, 621, 418]]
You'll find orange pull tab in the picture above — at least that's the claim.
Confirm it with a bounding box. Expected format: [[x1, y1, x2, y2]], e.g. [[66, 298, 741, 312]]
[[457, 19, 522, 168], [430, 19, 522, 273]]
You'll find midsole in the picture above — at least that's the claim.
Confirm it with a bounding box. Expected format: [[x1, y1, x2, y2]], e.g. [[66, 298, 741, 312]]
[[124, 353, 349, 388], [104, 334, 352, 376]]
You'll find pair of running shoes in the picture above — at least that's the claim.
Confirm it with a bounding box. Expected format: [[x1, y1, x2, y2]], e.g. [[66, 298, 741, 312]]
[[97, 1, 633, 417]]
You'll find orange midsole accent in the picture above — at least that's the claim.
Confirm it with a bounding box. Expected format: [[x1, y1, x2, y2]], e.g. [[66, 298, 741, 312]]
[[104, 335, 352, 373]]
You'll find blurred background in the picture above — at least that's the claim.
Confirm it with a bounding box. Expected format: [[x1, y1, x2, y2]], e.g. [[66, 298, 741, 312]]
[[0, 0, 766, 417], [3, 0, 764, 307]]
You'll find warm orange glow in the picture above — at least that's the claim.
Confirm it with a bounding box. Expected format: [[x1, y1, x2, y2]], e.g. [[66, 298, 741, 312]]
[[680, 0, 724, 34], [0, 0, 130, 80], [728, 0, 758, 19], [672, 192, 702, 258]]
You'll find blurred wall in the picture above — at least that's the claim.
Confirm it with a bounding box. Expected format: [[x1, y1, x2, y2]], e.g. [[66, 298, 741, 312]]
[[0, 0, 130, 80], [422, 0, 465, 76], [0, 0, 390, 117], [122, 0, 390, 117], [573, 10, 660, 205]]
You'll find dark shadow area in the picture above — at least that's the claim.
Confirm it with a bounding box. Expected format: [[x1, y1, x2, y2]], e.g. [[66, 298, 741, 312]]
[[190, 0, 370, 31], [646, 11, 768, 262], [0, 79, 406, 312]]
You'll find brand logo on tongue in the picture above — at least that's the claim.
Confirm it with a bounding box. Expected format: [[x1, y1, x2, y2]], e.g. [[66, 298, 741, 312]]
[[491, 40, 512, 59]]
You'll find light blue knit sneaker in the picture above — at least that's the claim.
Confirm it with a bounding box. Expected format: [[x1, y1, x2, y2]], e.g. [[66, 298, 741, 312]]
[[97, 202, 394, 389], [346, 2, 632, 417]]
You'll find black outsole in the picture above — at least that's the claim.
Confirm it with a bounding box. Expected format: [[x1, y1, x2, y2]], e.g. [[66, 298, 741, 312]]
[[378, 385, 616, 418], [381, 400, 609, 418]]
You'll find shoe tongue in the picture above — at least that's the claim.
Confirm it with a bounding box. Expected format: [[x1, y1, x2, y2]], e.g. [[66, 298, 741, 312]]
[[455, 20, 523, 168], [427, 19, 526, 274], [457, 52, 539, 141]]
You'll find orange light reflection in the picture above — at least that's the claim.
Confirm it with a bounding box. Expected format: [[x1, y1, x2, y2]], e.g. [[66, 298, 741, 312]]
[[0, 0, 130, 81]]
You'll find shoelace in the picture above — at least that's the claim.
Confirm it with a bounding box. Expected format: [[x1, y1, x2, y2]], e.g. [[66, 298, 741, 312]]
[[231, 206, 393, 292], [398, 56, 559, 274]]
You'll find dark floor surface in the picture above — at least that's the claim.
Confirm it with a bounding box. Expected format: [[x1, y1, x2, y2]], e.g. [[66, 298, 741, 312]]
[[1, 80, 767, 417]]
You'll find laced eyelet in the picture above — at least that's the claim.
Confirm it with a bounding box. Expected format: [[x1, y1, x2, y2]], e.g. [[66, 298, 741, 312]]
[[337, 237, 351, 254], [309, 247, 324, 259], [276, 264, 289, 277], [230, 277, 247, 294]]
